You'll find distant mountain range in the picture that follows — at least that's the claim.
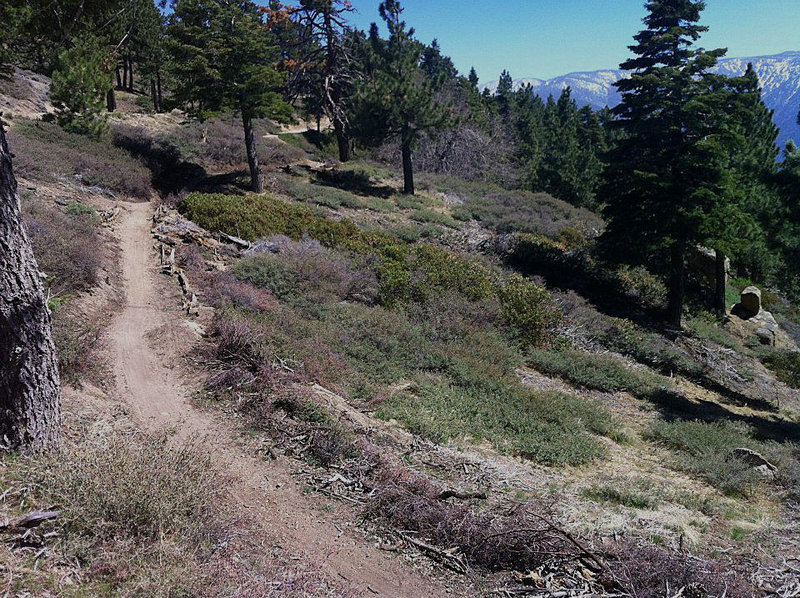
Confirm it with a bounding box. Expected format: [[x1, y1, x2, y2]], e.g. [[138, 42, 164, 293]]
[[486, 51, 800, 149]]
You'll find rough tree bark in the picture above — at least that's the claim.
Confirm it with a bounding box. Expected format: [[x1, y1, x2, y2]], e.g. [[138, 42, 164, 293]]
[[242, 110, 263, 193], [106, 87, 116, 112], [667, 240, 687, 328], [714, 249, 727, 316], [0, 121, 61, 450], [401, 140, 414, 195]]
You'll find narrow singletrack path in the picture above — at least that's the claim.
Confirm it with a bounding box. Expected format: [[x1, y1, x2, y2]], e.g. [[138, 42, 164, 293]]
[[107, 201, 451, 598]]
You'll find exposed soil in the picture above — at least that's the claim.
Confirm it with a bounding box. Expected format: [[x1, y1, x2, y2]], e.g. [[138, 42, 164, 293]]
[[107, 201, 458, 597]]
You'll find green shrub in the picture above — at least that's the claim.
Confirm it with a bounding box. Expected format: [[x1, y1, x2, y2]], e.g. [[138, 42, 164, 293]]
[[496, 274, 561, 347], [378, 378, 619, 466], [411, 208, 458, 228], [685, 312, 744, 351], [284, 179, 362, 210], [180, 192, 360, 244], [582, 480, 661, 509], [762, 352, 800, 388], [645, 419, 798, 496], [365, 197, 395, 212], [65, 202, 97, 216], [184, 193, 560, 346], [527, 348, 671, 397], [612, 264, 667, 310]]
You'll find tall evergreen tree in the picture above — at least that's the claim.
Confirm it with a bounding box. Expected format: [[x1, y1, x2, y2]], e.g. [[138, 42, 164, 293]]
[[467, 66, 479, 89], [351, 0, 453, 195], [601, 0, 727, 327], [167, 0, 291, 192], [50, 37, 113, 138]]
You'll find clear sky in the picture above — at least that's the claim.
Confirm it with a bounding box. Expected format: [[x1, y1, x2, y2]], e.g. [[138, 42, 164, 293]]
[[339, 0, 800, 82]]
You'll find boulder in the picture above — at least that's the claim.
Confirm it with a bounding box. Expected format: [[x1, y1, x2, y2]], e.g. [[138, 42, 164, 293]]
[[732, 447, 777, 479], [731, 286, 761, 320]]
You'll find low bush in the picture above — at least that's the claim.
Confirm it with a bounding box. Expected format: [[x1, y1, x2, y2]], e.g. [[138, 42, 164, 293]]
[[32, 430, 221, 541], [762, 351, 800, 388], [23, 199, 102, 297], [445, 179, 603, 239], [378, 378, 619, 466], [645, 419, 798, 496], [180, 193, 360, 244], [582, 479, 661, 509], [410, 208, 458, 227], [10, 120, 152, 199], [283, 178, 363, 210], [51, 308, 106, 387], [527, 348, 671, 397], [184, 193, 561, 346]]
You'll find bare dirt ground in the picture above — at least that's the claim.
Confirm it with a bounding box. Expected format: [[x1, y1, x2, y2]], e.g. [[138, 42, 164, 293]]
[[107, 201, 458, 598]]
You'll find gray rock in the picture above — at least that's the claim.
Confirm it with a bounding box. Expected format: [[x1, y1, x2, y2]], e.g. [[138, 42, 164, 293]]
[[731, 286, 762, 320], [732, 447, 777, 474]]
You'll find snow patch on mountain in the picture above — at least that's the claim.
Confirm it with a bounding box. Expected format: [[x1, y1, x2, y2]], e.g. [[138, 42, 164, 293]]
[[486, 52, 800, 148]]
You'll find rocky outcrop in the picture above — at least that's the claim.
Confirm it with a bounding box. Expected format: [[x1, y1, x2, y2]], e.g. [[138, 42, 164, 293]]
[[728, 286, 798, 350]]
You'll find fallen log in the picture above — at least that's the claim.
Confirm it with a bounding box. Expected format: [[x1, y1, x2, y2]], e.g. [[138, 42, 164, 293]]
[[219, 232, 251, 249], [0, 510, 60, 532], [438, 489, 487, 501]]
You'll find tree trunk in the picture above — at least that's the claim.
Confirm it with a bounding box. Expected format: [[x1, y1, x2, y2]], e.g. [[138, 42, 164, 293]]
[[156, 70, 163, 113], [122, 59, 129, 91], [666, 240, 687, 328], [115, 67, 122, 89], [150, 79, 158, 113], [106, 87, 116, 112], [714, 249, 727, 316], [127, 59, 134, 92], [242, 111, 263, 193], [0, 123, 61, 451], [333, 118, 350, 162], [401, 141, 414, 195]]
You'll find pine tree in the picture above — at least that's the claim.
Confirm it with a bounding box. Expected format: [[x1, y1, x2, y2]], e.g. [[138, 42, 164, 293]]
[[167, 0, 291, 192], [468, 66, 479, 89], [495, 69, 514, 119], [0, 122, 61, 450], [601, 0, 728, 327], [0, 3, 31, 78], [50, 37, 113, 138], [351, 0, 453, 195]]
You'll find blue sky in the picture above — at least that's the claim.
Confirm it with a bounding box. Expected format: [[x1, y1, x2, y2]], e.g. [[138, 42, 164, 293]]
[[338, 0, 800, 82]]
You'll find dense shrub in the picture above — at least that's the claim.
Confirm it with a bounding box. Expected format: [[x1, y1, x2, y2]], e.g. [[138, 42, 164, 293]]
[[645, 419, 798, 496], [442, 178, 603, 239], [23, 199, 102, 297], [10, 120, 152, 199], [762, 351, 800, 388], [183, 193, 561, 345], [378, 379, 619, 466], [283, 178, 363, 210], [527, 348, 671, 397], [180, 192, 360, 244]]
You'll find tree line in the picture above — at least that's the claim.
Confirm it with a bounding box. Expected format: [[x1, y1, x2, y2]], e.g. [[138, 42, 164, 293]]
[[1, 0, 800, 446]]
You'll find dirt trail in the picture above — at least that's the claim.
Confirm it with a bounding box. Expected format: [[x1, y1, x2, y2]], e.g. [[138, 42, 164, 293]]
[[108, 201, 454, 598]]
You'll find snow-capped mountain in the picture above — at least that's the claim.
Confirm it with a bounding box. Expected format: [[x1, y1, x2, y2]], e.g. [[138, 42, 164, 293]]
[[486, 52, 800, 148]]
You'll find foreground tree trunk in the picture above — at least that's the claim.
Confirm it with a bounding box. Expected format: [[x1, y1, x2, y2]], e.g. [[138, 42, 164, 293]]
[[242, 111, 263, 193], [714, 249, 727, 316], [666, 240, 687, 328], [401, 141, 414, 195], [334, 119, 350, 162], [106, 88, 116, 112], [0, 123, 61, 450]]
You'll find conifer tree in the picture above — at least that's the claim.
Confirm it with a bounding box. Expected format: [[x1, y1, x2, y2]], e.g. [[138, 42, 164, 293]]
[[50, 38, 113, 138], [167, 0, 291, 192], [351, 0, 453, 194], [468, 67, 479, 89], [601, 0, 727, 327]]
